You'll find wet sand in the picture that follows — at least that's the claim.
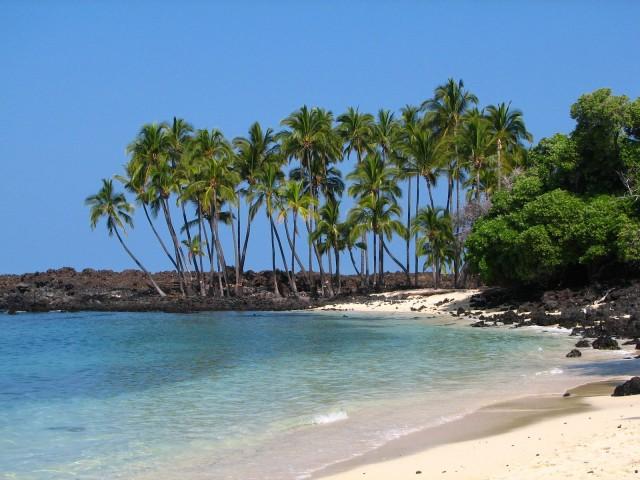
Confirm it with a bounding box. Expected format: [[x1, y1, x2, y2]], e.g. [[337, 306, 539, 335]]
[[316, 379, 640, 479]]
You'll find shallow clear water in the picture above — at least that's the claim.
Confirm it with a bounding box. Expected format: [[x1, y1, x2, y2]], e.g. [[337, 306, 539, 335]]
[[0, 310, 609, 479]]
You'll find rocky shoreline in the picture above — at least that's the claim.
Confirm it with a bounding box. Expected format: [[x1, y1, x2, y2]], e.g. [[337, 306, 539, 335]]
[[0, 267, 450, 314]]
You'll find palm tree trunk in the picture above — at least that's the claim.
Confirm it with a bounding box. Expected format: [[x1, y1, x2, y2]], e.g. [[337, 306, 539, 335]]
[[284, 213, 309, 281], [114, 226, 166, 297], [269, 219, 281, 297], [348, 247, 361, 276], [382, 241, 407, 273], [335, 245, 341, 294], [304, 221, 333, 297], [240, 206, 253, 272], [270, 215, 297, 296], [209, 214, 224, 297], [372, 231, 377, 288], [454, 174, 461, 288], [378, 232, 384, 288], [414, 176, 420, 287], [425, 177, 435, 209], [197, 205, 206, 296], [161, 198, 186, 296], [211, 203, 229, 294], [142, 203, 178, 271], [405, 177, 411, 284], [231, 208, 241, 296], [327, 247, 333, 289]]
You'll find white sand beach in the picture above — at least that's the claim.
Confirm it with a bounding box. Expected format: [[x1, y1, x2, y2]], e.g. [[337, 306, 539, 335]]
[[316, 288, 482, 315], [318, 388, 640, 480]]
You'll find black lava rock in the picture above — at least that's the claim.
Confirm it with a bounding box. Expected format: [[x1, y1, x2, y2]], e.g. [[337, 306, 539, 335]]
[[575, 339, 591, 348], [592, 336, 620, 350], [566, 349, 582, 358], [612, 377, 640, 396]]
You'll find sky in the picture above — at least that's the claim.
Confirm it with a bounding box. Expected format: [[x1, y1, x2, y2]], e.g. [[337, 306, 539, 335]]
[[1, 0, 639, 274]]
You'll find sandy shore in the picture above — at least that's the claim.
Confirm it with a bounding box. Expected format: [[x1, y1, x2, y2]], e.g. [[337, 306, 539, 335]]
[[315, 288, 482, 315], [317, 380, 640, 480]]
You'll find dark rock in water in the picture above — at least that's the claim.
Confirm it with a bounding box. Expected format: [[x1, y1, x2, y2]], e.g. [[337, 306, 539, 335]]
[[612, 377, 640, 396], [471, 320, 488, 327], [575, 339, 591, 348], [456, 306, 465, 315], [566, 349, 582, 358], [636, 343, 640, 350], [563, 392, 571, 397], [592, 336, 620, 350], [496, 310, 520, 325], [530, 309, 556, 326], [7, 308, 17, 315]]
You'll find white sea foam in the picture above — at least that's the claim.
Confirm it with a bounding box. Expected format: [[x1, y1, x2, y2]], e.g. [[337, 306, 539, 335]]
[[535, 367, 564, 376], [312, 411, 348, 425]]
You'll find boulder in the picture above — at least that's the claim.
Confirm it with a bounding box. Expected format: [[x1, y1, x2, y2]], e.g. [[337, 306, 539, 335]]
[[471, 320, 488, 327], [592, 336, 620, 350], [575, 339, 591, 348], [566, 349, 582, 358], [456, 307, 465, 315], [612, 377, 640, 396]]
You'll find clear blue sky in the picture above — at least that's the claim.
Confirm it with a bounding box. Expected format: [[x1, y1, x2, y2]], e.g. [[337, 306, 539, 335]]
[[1, 1, 639, 274]]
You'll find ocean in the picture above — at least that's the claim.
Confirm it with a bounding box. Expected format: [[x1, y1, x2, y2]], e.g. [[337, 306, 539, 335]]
[[0, 310, 623, 479]]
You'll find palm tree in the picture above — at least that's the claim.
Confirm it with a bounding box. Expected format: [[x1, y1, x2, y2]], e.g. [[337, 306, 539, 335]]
[[278, 179, 316, 284], [457, 113, 495, 202], [412, 206, 454, 289], [167, 117, 195, 260], [253, 163, 300, 296], [423, 78, 478, 214], [485, 102, 532, 191], [347, 153, 401, 286], [398, 105, 421, 282], [126, 122, 189, 295], [86, 179, 166, 297], [280, 106, 341, 277], [312, 198, 343, 293], [338, 107, 375, 282], [187, 129, 239, 295], [349, 195, 405, 288], [233, 122, 280, 274]]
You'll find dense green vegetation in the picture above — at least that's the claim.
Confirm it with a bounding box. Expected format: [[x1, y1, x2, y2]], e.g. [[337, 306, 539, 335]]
[[466, 89, 640, 287]]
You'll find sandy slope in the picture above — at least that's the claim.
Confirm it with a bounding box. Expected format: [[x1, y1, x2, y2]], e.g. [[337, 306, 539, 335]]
[[318, 392, 640, 480], [315, 289, 481, 315]]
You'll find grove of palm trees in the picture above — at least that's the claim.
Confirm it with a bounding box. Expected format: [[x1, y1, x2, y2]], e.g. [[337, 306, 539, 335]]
[[90, 80, 640, 299]]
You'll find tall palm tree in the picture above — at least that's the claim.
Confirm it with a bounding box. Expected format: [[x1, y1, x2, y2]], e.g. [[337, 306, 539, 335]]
[[253, 163, 300, 296], [338, 107, 375, 283], [347, 153, 401, 285], [312, 198, 343, 293], [233, 122, 280, 274], [278, 179, 316, 283], [349, 195, 405, 288], [126, 122, 189, 295], [187, 129, 239, 295], [457, 113, 496, 202], [423, 78, 478, 214], [485, 102, 532, 191], [398, 105, 422, 282], [280, 106, 341, 278], [167, 117, 195, 258], [412, 206, 454, 289], [86, 179, 166, 297]]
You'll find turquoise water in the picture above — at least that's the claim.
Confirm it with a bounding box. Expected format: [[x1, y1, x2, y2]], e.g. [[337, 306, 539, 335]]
[[0, 311, 595, 479]]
